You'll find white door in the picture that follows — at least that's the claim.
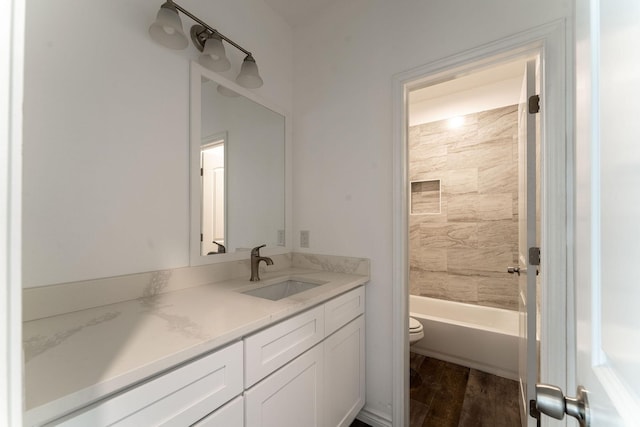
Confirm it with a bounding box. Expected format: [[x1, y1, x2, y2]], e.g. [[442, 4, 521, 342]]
[[201, 143, 225, 255], [517, 59, 539, 427], [566, 0, 640, 426]]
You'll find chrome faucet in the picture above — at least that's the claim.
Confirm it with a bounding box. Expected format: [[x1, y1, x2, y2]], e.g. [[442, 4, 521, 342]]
[[250, 244, 273, 281]]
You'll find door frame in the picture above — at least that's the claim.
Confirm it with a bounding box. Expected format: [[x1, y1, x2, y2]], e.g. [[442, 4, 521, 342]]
[[1, 0, 24, 426], [391, 20, 573, 427]]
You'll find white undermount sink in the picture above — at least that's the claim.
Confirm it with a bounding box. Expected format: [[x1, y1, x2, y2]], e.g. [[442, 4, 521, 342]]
[[241, 279, 327, 301]]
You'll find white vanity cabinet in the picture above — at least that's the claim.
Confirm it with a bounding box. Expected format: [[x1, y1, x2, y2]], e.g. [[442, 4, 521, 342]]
[[40, 286, 365, 427], [245, 344, 325, 427], [323, 286, 366, 427], [45, 341, 243, 427], [324, 315, 365, 427], [244, 286, 365, 427], [192, 396, 244, 426]]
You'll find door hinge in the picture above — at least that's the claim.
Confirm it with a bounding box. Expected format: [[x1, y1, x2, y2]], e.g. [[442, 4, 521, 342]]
[[529, 247, 541, 266], [530, 399, 541, 424], [200, 233, 203, 242], [200, 167, 203, 176], [529, 95, 540, 114]]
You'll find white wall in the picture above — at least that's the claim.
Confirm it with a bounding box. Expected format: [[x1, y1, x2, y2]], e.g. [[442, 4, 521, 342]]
[[291, 0, 570, 421], [22, 0, 292, 287]]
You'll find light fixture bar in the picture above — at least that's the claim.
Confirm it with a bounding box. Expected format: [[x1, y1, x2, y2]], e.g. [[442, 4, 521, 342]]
[[168, 0, 252, 57]]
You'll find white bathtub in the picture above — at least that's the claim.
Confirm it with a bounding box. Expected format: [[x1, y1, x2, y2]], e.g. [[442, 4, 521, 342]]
[[410, 295, 519, 380]]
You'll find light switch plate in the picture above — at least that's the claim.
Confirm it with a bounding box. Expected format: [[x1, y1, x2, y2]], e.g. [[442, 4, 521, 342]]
[[300, 230, 310, 248]]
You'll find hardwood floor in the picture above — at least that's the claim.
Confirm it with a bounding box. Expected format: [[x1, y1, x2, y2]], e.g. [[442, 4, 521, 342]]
[[350, 353, 521, 427], [410, 353, 521, 427]]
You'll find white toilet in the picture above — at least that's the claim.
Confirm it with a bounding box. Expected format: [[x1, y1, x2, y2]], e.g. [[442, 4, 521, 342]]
[[409, 316, 424, 345]]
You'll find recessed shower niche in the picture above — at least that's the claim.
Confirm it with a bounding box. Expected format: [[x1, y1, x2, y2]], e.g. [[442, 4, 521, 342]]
[[410, 179, 441, 215]]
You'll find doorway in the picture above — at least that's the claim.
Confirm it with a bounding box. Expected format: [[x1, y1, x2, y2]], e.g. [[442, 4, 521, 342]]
[[391, 22, 570, 427], [406, 56, 537, 427]]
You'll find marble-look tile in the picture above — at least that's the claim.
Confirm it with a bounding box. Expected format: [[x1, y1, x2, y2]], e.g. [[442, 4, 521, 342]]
[[445, 274, 478, 304], [448, 194, 513, 222], [478, 162, 517, 194], [409, 270, 448, 299], [409, 155, 447, 178], [419, 223, 478, 249], [445, 168, 478, 194], [408, 125, 421, 141], [409, 136, 447, 160], [409, 104, 520, 309], [477, 275, 519, 310], [447, 138, 514, 170], [411, 248, 447, 272], [411, 180, 441, 214], [447, 247, 515, 274], [476, 105, 518, 140], [477, 219, 518, 251], [411, 200, 448, 224]]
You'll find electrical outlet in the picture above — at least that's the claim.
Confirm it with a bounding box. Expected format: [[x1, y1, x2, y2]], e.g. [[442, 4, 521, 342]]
[[300, 230, 310, 248], [277, 230, 285, 246]]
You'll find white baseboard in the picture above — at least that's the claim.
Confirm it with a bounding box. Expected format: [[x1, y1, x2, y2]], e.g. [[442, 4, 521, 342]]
[[355, 406, 392, 427]]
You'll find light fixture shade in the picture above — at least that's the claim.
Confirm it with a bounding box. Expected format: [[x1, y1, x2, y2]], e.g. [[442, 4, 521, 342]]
[[199, 35, 231, 72], [236, 55, 263, 88], [148, 4, 188, 50], [217, 84, 240, 97]]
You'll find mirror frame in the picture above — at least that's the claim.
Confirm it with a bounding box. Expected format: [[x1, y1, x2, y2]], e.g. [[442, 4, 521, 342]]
[[189, 61, 291, 266]]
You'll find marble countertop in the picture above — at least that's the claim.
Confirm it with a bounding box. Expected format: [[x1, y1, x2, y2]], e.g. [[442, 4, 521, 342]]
[[23, 267, 368, 425]]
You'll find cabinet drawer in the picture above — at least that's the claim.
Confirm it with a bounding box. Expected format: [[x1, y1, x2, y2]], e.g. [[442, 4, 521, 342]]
[[192, 395, 243, 427], [48, 341, 243, 427], [244, 305, 324, 388], [324, 286, 365, 337]]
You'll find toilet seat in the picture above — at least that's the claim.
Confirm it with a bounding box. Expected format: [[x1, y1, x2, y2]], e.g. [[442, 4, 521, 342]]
[[409, 317, 423, 332], [409, 316, 424, 344]]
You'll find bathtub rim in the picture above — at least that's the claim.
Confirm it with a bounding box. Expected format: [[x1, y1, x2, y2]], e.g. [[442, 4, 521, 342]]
[[409, 295, 519, 337]]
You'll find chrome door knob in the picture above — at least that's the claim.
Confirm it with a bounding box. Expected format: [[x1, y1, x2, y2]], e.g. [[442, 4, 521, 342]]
[[535, 384, 590, 427]]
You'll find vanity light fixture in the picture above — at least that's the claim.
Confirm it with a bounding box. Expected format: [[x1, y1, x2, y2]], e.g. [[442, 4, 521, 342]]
[[149, 0, 263, 88]]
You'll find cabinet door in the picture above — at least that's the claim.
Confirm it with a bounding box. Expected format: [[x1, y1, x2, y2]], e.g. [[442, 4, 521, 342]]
[[245, 344, 324, 427], [192, 396, 243, 427], [324, 315, 365, 427]]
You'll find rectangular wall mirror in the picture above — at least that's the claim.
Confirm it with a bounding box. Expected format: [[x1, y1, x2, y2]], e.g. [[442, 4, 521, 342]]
[[190, 62, 288, 265]]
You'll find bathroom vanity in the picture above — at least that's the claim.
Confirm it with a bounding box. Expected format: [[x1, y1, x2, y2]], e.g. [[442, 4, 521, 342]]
[[23, 264, 367, 427]]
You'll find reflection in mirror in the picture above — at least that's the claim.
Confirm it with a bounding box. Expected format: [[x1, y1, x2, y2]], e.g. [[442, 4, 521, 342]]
[[201, 134, 226, 255], [190, 62, 286, 265]]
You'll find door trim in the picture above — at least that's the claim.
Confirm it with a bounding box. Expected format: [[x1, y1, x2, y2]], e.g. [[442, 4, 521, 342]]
[[1, 0, 25, 426], [391, 20, 572, 427]]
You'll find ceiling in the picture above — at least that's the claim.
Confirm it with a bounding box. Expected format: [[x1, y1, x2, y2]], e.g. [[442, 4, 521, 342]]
[[263, 1, 527, 104], [410, 59, 527, 103], [263, 0, 337, 27]]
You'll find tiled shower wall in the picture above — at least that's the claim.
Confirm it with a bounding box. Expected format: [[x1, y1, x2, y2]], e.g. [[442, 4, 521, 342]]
[[409, 104, 519, 311]]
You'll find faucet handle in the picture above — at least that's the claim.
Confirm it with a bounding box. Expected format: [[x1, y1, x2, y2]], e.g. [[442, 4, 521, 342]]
[[251, 244, 266, 256], [212, 241, 226, 253]]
